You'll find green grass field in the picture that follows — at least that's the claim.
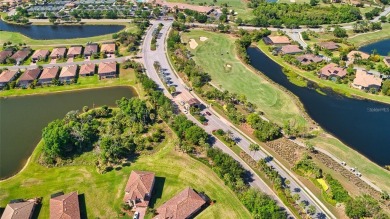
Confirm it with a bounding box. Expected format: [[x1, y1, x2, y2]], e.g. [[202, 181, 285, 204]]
[[181, 30, 306, 127], [348, 23, 390, 47], [0, 129, 251, 219], [167, 0, 254, 19]]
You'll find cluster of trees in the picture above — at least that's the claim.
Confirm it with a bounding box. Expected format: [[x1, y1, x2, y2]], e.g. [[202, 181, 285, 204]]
[[382, 80, 390, 96], [247, 113, 281, 142], [5, 7, 29, 23], [293, 154, 323, 178], [324, 174, 350, 203], [352, 20, 382, 33], [345, 195, 389, 219], [235, 28, 271, 63], [283, 54, 322, 71], [250, 3, 361, 28], [113, 20, 149, 53], [364, 7, 381, 20]]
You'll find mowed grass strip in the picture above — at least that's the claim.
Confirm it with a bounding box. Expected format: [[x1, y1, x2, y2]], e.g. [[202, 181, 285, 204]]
[[182, 30, 306, 126], [0, 132, 251, 219]]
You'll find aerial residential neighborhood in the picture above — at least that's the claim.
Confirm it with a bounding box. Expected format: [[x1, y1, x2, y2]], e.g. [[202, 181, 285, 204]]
[[1, 0, 390, 218]]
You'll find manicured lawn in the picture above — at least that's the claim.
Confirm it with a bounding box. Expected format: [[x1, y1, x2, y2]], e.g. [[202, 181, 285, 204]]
[[167, 0, 254, 20], [181, 30, 306, 127], [0, 129, 251, 219], [0, 68, 140, 97], [348, 23, 390, 47]]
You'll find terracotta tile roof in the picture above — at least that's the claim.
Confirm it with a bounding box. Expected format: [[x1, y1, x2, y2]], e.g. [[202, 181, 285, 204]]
[[347, 50, 370, 60], [0, 69, 18, 83], [319, 63, 347, 78], [100, 43, 116, 53], [280, 45, 303, 54], [353, 69, 382, 88], [39, 66, 59, 80], [98, 62, 116, 74], [296, 54, 323, 65], [50, 192, 81, 219], [50, 47, 67, 58], [67, 46, 83, 57], [84, 44, 98, 55], [59, 65, 77, 78], [79, 63, 95, 75], [123, 171, 155, 206], [155, 0, 214, 13], [1, 200, 35, 219], [265, 36, 290, 45], [153, 188, 206, 219], [0, 50, 13, 62], [31, 50, 50, 60], [19, 68, 41, 81], [11, 48, 31, 61], [318, 41, 339, 50]]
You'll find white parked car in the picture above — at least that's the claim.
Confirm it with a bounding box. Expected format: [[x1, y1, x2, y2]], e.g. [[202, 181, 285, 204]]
[[133, 211, 139, 219]]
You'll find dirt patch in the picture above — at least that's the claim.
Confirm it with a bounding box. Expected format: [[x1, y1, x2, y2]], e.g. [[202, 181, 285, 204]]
[[189, 39, 198, 49], [200, 36, 208, 42], [224, 63, 233, 73]]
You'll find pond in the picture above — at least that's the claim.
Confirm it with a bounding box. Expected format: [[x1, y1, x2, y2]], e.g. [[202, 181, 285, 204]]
[[247, 47, 390, 167], [0, 86, 137, 179], [0, 20, 125, 40], [359, 38, 390, 56]]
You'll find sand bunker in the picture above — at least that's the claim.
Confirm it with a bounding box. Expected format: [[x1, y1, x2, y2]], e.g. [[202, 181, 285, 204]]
[[189, 39, 198, 49], [200, 36, 208, 42], [226, 64, 232, 68]]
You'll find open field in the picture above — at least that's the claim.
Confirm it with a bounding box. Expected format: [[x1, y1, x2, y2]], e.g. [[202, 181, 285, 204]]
[[0, 128, 251, 219], [0, 68, 143, 97], [348, 23, 390, 47], [181, 30, 306, 127], [167, 0, 254, 20]]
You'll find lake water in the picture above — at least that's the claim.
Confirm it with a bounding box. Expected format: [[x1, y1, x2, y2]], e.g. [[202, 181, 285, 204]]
[[0, 20, 124, 40], [247, 47, 390, 167], [359, 38, 390, 56], [0, 86, 137, 179]]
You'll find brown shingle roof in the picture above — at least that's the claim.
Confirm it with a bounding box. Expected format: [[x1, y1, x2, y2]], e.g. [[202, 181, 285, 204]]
[[266, 36, 290, 44], [0, 50, 13, 62], [50, 192, 81, 219], [19, 68, 41, 81], [296, 54, 323, 65], [1, 200, 35, 219], [123, 171, 155, 206], [31, 50, 50, 60], [153, 188, 206, 219], [40, 66, 59, 80], [50, 47, 67, 58], [0, 70, 18, 83], [67, 46, 83, 57], [280, 45, 303, 54], [84, 44, 98, 55], [98, 62, 116, 74], [318, 41, 339, 50], [79, 63, 95, 75], [353, 69, 382, 88], [319, 63, 347, 78], [100, 43, 116, 53], [59, 65, 77, 78], [11, 48, 31, 62]]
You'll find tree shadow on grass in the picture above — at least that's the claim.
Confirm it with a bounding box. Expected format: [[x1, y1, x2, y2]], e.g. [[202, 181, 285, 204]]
[[148, 177, 166, 209], [78, 194, 88, 219]]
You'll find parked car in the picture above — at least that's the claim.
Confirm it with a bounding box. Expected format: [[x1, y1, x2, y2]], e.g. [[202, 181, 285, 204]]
[[205, 111, 211, 116], [133, 212, 139, 219]]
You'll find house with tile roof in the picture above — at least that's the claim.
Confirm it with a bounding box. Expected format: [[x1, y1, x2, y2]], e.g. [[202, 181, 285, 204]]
[[296, 54, 323, 65], [0, 50, 13, 64], [352, 69, 382, 91], [67, 46, 83, 58], [279, 45, 303, 55], [0, 69, 19, 88], [50, 192, 81, 219], [318, 41, 339, 50], [347, 51, 370, 62], [39, 66, 59, 84], [18, 68, 41, 87], [100, 43, 116, 54], [98, 62, 116, 79], [318, 63, 347, 80], [50, 47, 67, 59], [1, 199, 36, 219], [123, 171, 155, 209], [11, 48, 31, 64], [263, 36, 290, 46], [153, 187, 206, 219], [31, 50, 50, 61], [79, 63, 95, 76], [59, 65, 77, 83], [84, 44, 98, 57]]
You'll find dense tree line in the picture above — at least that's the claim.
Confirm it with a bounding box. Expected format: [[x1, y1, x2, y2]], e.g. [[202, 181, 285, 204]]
[[235, 28, 271, 63], [249, 3, 361, 27], [325, 174, 350, 203], [345, 195, 389, 219], [247, 113, 281, 142]]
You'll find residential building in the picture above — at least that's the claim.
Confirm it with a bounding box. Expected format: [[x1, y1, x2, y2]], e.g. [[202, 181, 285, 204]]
[[279, 45, 303, 55], [67, 46, 83, 58], [347, 50, 370, 61], [123, 171, 155, 209], [18, 68, 41, 87], [39, 66, 59, 84], [31, 49, 50, 61], [100, 43, 116, 54], [50, 191, 81, 219], [11, 48, 31, 64], [383, 57, 390, 67], [263, 36, 290, 46], [84, 44, 98, 57], [318, 41, 339, 50], [50, 47, 67, 59], [1, 199, 36, 219], [352, 69, 382, 91], [59, 65, 77, 83], [0, 50, 13, 63], [296, 54, 323, 65], [98, 62, 116, 79], [0, 70, 19, 88], [153, 188, 206, 219], [318, 63, 347, 79], [79, 63, 95, 76]]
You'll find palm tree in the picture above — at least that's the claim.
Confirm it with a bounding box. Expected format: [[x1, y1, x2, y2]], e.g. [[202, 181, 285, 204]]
[[249, 143, 260, 156]]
